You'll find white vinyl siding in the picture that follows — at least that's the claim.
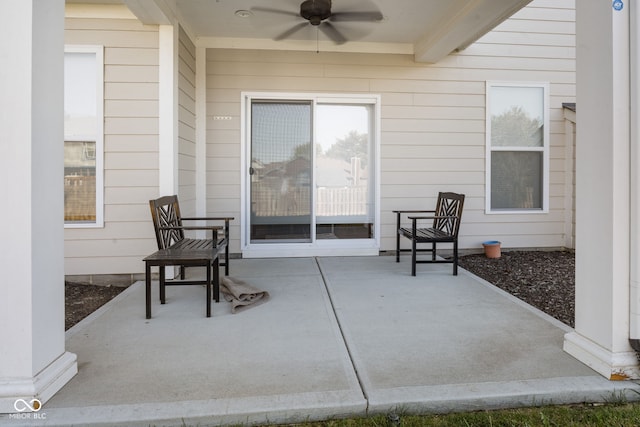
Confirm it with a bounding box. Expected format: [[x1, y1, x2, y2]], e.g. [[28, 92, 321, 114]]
[[206, 0, 575, 253], [64, 5, 160, 275]]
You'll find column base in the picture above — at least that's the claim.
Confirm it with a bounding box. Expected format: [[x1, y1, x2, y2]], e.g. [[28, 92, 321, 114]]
[[564, 331, 640, 380], [0, 351, 77, 413]]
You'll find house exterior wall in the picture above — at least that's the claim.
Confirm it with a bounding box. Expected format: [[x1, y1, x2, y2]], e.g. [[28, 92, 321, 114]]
[[61, 0, 575, 276], [206, 0, 576, 254], [64, 5, 160, 275]]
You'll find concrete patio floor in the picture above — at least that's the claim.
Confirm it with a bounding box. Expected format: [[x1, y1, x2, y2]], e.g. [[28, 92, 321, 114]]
[[13, 256, 640, 426]]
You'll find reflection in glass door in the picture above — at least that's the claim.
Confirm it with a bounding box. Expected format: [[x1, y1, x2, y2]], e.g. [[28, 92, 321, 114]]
[[315, 104, 374, 239], [250, 101, 312, 242]]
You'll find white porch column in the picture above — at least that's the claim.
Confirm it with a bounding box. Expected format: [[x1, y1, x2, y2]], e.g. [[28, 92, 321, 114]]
[[159, 24, 179, 196], [0, 0, 77, 413], [563, 1, 640, 379]]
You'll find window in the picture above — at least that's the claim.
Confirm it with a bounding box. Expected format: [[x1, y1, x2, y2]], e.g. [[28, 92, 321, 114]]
[[64, 46, 104, 227], [486, 82, 549, 213]]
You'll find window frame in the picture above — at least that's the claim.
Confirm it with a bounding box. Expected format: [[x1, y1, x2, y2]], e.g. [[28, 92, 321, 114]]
[[64, 45, 104, 228], [485, 81, 550, 214]]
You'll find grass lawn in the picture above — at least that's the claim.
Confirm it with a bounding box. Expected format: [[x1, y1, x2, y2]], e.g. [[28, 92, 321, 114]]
[[279, 403, 640, 427]]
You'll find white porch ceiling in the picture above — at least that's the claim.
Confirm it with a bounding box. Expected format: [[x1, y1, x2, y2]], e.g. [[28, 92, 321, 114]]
[[68, 0, 533, 62]]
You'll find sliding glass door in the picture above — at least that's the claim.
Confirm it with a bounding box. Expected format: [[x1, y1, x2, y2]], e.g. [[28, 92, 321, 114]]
[[244, 94, 379, 255]]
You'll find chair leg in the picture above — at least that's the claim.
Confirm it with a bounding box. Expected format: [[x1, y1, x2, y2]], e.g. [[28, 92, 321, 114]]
[[453, 239, 458, 276], [432, 242, 436, 261], [160, 266, 166, 304], [411, 238, 417, 276], [224, 245, 229, 276], [395, 214, 401, 262]]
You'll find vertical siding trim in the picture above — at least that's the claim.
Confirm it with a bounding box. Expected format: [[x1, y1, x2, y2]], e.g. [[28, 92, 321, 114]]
[[563, 113, 575, 249], [159, 24, 178, 195], [196, 46, 207, 217]]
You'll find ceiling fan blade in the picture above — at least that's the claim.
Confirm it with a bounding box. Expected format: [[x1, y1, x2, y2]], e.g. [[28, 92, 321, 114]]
[[320, 22, 347, 45], [251, 7, 300, 19], [329, 11, 383, 22], [274, 22, 309, 41]]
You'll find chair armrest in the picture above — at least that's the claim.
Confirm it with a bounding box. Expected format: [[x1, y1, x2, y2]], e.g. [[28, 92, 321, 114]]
[[180, 226, 223, 231], [182, 216, 234, 222], [408, 215, 459, 237], [181, 217, 232, 238], [159, 225, 222, 231], [392, 210, 436, 214], [407, 215, 458, 221], [395, 210, 438, 232]]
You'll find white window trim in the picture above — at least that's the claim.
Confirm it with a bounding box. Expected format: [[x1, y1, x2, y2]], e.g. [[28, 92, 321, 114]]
[[240, 92, 381, 258], [64, 45, 104, 228], [485, 81, 550, 214]]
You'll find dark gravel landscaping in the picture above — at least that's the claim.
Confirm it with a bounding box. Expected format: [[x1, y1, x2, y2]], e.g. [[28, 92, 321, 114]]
[[65, 282, 125, 330], [458, 250, 575, 327]]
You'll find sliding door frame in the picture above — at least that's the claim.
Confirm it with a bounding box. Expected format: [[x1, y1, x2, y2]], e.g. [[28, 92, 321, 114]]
[[240, 92, 381, 258]]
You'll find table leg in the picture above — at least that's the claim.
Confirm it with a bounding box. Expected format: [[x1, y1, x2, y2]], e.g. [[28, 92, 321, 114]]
[[212, 257, 220, 303], [206, 262, 211, 317], [145, 262, 152, 319]]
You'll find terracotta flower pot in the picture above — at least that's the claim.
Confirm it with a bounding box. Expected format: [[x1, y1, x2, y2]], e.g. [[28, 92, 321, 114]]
[[482, 241, 501, 259]]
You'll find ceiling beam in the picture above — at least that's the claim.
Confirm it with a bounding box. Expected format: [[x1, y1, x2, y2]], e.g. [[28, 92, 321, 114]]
[[413, 0, 533, 63], [123, 0, 175, 25]]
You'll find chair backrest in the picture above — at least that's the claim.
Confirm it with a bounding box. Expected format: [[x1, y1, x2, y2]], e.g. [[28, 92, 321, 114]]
[[433, 192, 465, 237], [149, 195, 185, 249]]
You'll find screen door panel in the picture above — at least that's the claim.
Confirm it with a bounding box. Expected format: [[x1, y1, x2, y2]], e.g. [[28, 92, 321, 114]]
[[250, 101, 312, 242]]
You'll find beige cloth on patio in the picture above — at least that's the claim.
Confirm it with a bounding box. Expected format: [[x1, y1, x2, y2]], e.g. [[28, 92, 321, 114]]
[[220, 276, 270, 314]]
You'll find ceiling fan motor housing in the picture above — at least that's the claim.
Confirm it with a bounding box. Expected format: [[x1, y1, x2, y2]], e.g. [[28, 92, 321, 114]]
[[300, 0, 332, 25]]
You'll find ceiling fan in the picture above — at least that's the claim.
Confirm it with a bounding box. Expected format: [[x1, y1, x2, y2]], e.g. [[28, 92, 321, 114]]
[[253, 0, 383, 45]]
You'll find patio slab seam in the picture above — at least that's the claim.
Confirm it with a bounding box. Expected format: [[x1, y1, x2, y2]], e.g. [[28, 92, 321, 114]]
[[314, 257, 370, 409]]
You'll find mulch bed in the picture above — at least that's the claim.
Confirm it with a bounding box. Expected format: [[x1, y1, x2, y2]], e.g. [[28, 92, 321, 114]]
[[458, 250, 575, 327], [65, 282, 126, 330]]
